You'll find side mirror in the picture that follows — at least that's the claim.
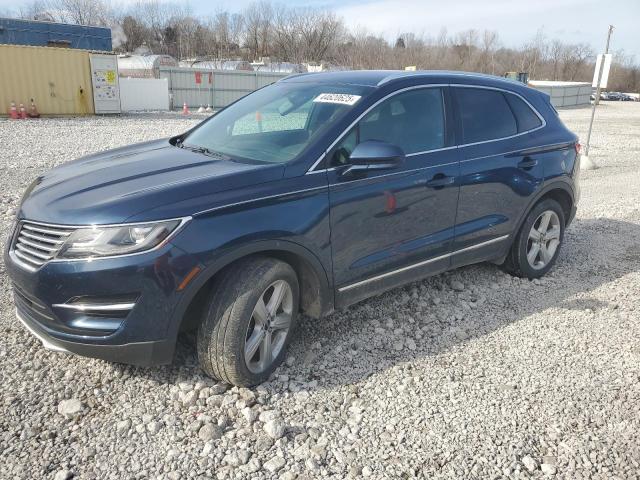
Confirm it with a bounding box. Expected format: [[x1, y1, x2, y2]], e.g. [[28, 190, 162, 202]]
[[343, 140, 405, 175]]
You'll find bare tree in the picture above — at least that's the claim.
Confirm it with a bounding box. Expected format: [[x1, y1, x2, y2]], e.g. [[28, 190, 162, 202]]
[[561, 43, 593, 80], [7, 0, 640, 92], [243, 1, 273, 61], [519, 29, 547, 78], [479, 30, 499, 74], [18, 0, 55, 21], [548, 40, 564, 80], [453, 29, 478, 70], [48, 0, 111, 25], [118, 15, 148, 53]]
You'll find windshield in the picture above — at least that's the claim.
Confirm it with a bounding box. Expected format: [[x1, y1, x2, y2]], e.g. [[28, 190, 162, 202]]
[[182, 82, 370, 164]]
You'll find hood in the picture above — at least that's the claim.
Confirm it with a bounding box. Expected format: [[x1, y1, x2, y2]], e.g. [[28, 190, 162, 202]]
[[19, 139, 285, 225]]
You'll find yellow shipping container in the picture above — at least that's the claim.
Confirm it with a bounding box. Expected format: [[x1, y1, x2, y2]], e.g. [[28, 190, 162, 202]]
[[0, 44, 95, 116]]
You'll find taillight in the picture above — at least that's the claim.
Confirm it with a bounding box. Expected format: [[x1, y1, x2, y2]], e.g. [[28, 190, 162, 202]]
[[574, 142, 582, 154]]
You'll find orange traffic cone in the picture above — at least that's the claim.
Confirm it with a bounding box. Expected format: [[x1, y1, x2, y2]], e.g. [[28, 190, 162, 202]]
[[182, 102, 190, 115], [28, 98, 40, 118], [19, 103, 27, 119], [8, 101, 18, 119]]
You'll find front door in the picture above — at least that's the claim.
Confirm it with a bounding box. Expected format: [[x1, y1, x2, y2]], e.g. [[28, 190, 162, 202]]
[[325, 87, 460, 306]]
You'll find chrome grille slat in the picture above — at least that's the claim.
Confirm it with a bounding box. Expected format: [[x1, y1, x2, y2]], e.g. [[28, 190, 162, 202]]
[[17, 236, 59, 252], [14, 249, 46, 265], [22, 224, 73, 236], [12, 221, 76, 268], [16, 243, 51, 260], [20, 230, 65, 244]]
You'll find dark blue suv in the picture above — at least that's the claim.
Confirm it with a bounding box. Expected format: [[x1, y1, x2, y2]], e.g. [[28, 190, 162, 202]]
[[5, 71, 580, 386]]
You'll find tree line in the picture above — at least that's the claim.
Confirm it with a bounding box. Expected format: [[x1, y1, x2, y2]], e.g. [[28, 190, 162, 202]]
[[9, 0, 640, 92]]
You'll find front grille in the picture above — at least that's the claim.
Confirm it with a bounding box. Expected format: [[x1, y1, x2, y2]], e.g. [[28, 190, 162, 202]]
[[12, 222, 75, 268]]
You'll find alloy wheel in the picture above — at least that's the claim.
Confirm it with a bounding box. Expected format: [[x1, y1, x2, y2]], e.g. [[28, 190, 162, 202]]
[[244, 280, 293, 374], [526, 210, 561, 270]]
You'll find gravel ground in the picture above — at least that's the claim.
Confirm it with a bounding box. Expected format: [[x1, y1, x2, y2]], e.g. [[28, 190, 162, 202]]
[[1, 103, 639, 480]]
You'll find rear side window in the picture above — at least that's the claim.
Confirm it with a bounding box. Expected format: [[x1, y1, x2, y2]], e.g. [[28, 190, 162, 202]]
[[504, 93, 543, 132], [457, 88, 517, 144]]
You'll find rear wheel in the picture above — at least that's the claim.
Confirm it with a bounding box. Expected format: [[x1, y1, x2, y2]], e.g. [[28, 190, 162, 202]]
[[502, 198, 565, 279], [197, 257, 299, 386]]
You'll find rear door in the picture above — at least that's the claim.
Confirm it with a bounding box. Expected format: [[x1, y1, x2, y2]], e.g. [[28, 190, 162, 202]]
[[324, 86, 460, 306], [451, 86, 545, 267]]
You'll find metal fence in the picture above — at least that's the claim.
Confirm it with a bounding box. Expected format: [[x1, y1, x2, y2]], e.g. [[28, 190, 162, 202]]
[[529, 81, 592, 108], [159, 67, 288, 110]]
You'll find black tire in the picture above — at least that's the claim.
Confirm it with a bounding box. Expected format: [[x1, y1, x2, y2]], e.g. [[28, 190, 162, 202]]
[[197, 256, 299, 387], [502, 198, 566, 279]]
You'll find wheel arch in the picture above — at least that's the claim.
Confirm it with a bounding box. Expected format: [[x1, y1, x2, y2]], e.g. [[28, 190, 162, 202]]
[[540, 187, 574, 226], [493, 181, 575, 265], [169, 240, 334, 342], [516, 181, 575, 235]]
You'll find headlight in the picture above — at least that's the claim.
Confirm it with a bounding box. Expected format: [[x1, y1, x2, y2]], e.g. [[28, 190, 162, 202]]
[[56, 220, 182, 259]]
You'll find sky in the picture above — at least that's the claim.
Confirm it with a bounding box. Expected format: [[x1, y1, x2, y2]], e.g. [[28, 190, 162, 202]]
[[2, 0, 639, 58]]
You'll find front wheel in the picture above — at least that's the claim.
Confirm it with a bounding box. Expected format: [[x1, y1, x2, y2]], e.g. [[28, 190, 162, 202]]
[[502, 198, 566, 279], [197, 257, 299, 386]]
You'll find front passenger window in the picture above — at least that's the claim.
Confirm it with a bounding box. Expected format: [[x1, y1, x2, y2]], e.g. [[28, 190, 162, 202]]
[[360, 88, 445, 154], [328, 88, 445, 168]]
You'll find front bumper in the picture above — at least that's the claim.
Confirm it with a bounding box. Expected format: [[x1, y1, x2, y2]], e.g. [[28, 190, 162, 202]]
[[5, 239, 202, 366], [15, 307, 173, 366]]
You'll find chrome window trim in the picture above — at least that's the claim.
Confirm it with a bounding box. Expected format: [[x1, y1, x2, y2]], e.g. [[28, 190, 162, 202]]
[[9, 216, 192, 268], [405, 145, 457, 158], [306, 82, 547, 174], [337, 234, 510, 292]]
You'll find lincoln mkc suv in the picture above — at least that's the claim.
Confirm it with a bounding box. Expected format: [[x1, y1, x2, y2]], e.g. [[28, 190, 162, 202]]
[[5, 71, 580, 386]]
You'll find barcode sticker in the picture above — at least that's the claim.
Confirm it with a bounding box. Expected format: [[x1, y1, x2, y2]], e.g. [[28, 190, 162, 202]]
[[313, 93, 362, 106]]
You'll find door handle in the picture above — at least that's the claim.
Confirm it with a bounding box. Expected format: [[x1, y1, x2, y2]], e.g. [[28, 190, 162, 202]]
[[426, 174, 455, 189], [518, 157, 538, 170]]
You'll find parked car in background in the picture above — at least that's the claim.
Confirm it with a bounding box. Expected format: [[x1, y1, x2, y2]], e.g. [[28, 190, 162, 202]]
[[606, 92, 622, 101], [619, 93, 635, 101], [5, 71, 581, 386]]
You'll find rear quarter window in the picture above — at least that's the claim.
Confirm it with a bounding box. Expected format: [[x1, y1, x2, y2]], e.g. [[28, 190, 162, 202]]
[[456, 87, 517, 144], [504, 93, 543, 132]]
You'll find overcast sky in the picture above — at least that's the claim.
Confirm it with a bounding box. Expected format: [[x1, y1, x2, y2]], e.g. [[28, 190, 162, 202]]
[[2, 0, 639, 58]]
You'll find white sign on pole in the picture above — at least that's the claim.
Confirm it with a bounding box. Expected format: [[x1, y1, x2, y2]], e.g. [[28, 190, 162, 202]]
[[592, 54, 612, 88]]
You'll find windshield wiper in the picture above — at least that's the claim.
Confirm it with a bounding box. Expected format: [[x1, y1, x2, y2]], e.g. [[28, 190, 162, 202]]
[[179, 143, 227, 159]]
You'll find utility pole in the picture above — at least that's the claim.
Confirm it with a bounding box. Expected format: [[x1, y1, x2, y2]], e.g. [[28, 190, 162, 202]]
[[584, 25, 614, 164]]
